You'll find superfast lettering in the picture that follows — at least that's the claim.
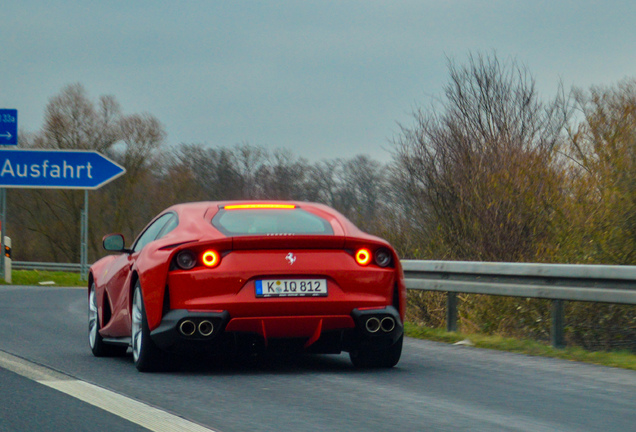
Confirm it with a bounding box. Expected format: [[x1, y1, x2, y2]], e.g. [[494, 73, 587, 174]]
[[0, 159, 93, 179]]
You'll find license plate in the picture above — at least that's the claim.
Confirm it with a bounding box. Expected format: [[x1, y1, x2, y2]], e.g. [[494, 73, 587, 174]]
[[255, 279, 328, 298]]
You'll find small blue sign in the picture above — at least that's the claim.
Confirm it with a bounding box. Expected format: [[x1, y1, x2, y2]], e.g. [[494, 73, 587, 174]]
[[0, 109, 18, 145], [0, 149, 126, 189]]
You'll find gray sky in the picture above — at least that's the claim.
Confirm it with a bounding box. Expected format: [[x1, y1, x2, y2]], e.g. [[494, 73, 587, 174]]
[[3, 1, 636, 162]]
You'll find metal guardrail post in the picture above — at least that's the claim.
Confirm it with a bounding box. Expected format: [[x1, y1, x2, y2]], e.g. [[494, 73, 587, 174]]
[[446, 292, 458, 332], [551, 299, 565, 349]]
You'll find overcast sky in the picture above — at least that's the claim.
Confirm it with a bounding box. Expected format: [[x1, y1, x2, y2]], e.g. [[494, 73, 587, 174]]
[[3, 1, 636, 162]]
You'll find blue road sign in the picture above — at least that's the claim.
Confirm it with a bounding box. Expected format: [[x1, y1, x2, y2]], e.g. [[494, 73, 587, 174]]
[[0, 149, 126, 189], [0, 109, 18, 145]]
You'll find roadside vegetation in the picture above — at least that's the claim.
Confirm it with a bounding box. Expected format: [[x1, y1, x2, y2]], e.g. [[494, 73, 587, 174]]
[[405, 323, 636, 371], [7, 52, 635, 355], [1, 270, 85, 287]]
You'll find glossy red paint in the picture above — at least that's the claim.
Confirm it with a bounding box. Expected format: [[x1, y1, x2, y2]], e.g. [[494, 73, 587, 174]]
[[224, 316, 354, 339], [89, 200, 406, 365]]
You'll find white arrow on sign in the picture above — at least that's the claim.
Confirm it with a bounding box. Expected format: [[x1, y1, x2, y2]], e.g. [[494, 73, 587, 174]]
[[0, 133, 11, 139]]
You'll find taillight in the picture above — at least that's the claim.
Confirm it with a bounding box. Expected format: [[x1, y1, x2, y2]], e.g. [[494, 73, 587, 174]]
[[202, 250, 221, 268], [175, 250, 197, 270], [355, 248, 372, 266], [374, 248, 392, 267], [354, 247, 393, 267]]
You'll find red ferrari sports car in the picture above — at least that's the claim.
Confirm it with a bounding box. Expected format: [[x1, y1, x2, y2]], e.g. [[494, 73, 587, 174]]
[[88, 201, 406, 371]]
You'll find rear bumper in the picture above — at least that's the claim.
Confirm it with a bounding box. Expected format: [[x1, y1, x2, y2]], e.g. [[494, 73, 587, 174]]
[[150, 306, 403, 354], [151, 310, 231, 350], [348, 306, 403, 349]]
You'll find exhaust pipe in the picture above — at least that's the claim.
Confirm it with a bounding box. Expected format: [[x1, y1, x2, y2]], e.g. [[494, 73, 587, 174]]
[[381, 317, 395, 333], [365, 317, 381, 333], [198, 320, 214, 337], [179, 320, 196, 336]]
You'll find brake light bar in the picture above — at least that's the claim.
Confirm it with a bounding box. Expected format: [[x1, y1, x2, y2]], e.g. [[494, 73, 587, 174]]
[[223, 204, 297, 210]]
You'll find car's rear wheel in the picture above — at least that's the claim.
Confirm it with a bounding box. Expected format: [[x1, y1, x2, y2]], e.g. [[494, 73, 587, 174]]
[[88, 283, 127, 357], [349, 334, 403, 368], [131, 282, 172, 372]]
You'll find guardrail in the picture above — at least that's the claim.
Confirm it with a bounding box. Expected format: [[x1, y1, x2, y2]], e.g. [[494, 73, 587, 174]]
[[402, 260, 636, 348], [13, 261, 82, 272]]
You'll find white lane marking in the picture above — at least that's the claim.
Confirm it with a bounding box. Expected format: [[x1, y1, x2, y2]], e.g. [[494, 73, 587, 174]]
[[41, 380, 218, 432], [0, 350, 67, 381], [0, 350, 220, 432]]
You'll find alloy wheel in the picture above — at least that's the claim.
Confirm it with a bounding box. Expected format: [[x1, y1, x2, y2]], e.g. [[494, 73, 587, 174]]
[[88, 285, 98, 349], [132, 288, 143, 363]]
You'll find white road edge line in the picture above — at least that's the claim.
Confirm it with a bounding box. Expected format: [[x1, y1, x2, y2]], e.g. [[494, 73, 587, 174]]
[[0, 350, 220, 432]]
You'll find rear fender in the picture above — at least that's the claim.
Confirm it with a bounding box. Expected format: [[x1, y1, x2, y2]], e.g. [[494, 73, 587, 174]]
[[134, 248, 174, 331], [88, 256, 118, 328], [393, 259, 406, 321], [344, 237, 406, 320], [89, 255, 118, 289], [135, 237, 233, 331]]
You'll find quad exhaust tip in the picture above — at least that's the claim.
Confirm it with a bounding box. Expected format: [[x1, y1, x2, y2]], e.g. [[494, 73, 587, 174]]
[[365, 317, 381, 333], [198, 320, 214, 337], [179, 320, 196, 336], [381, 317, 396, 333], [179, 319, 215, 337], [364, 316, 396, 334]]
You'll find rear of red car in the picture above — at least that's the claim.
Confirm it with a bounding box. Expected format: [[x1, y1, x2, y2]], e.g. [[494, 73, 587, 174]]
[[150, 202, 405, 367]]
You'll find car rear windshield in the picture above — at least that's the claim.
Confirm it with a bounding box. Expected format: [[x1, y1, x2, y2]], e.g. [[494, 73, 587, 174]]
[[212, 208, 334, 236]]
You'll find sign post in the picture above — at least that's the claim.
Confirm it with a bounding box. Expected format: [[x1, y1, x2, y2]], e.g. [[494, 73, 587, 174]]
[[81, 190, 89, 280], [0, 148, 126, 280], [0, 109, 17, 280]]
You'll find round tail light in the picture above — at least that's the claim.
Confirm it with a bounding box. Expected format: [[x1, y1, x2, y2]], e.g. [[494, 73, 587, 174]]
[[202, 250, 221, 268], [355, 248, 372, 266], [374, 248, 392, 267], [176, 250, 197, 270]]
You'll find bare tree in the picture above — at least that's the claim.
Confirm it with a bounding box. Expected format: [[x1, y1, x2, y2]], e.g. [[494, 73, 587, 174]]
[[93, 113, 166, 249], [332, 156, 386, 228], [256, 149, 310, 200], [394, 53, 567, 262], [42, 83, 121, 151], [564, 78, 636, 264], [10, 84, 165, 262], [305, 160, 340, 206]]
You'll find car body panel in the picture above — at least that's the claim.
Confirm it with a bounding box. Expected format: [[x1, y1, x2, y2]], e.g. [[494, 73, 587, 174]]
[[224, 315, 355, 339]]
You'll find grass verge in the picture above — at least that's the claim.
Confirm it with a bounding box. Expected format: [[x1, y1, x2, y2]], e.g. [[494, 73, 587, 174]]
[[405, 322, 636, 371], [0, 270, 86, 287]]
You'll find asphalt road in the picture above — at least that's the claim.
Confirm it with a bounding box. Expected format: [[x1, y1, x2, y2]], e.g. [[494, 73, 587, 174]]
[[0, 285, 634, 432]]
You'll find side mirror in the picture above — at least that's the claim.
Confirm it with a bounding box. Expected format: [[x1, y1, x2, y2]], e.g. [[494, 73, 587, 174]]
[[103, 234, 126, 252]]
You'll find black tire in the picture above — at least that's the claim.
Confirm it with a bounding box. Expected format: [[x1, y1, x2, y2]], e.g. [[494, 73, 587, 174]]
[[88, 283, 127, 357], [131, 282, 173, 372], [349, 335, 403, 368]]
